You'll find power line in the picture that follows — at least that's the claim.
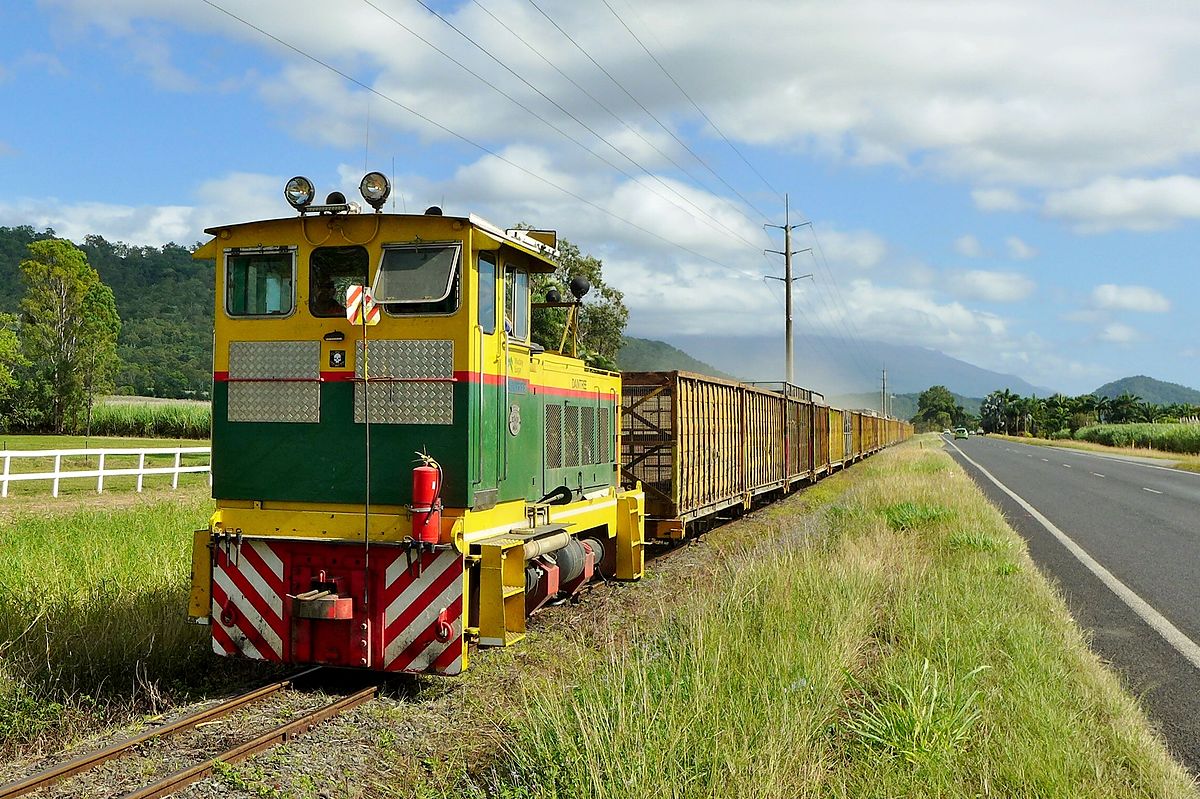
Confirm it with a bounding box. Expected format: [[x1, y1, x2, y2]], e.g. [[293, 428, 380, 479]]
[[358, 0, 763, 254], [600, 0, 784, 204], [199, 0, 766, 281], [467, 0, 765, 243], [524, 0, 774, 224]]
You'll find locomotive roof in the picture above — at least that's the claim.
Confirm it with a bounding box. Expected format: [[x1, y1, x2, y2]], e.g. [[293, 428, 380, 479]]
[[198, 212, 559, 272]]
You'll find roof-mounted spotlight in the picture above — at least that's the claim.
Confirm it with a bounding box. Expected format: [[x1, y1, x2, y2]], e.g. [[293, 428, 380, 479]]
[[284, 176, 315, 211], [359, 171, 391, 212]]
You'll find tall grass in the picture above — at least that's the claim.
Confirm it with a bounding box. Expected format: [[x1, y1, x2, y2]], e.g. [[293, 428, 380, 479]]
[[1076, 423, 1200, 454], [0, 494, 214, 750], [89, 401, 211, 439], [468, 443, 1195, 798]]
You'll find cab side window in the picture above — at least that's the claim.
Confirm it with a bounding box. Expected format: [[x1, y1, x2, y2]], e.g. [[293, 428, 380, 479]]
[[478, 251, 497, 335], [503, 265, 529, 340]]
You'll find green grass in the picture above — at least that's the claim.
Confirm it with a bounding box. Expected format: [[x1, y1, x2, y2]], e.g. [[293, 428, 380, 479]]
[[0, 492, 216, 752], [463, 443, 1196, 798], [0, 434, 210, 499]]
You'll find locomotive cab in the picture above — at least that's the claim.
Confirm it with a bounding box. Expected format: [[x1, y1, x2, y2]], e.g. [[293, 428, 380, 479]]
[[188, 175, 644, 675]]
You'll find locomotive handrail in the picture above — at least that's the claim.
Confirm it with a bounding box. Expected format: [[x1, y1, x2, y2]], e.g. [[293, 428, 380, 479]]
[[0, 446, 211, 498]]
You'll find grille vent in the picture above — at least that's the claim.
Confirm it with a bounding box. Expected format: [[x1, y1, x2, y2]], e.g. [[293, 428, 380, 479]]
[[545, 404, 563, 469]]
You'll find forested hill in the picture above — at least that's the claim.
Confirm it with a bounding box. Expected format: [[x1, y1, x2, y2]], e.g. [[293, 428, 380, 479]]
[[1093, 375, 1200, 405], [617, 337, 733, 379], [0, 226, 214, 398]]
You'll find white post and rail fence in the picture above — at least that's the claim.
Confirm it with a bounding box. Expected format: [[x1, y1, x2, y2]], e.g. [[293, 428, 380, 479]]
[[0, 447, 211, 498]]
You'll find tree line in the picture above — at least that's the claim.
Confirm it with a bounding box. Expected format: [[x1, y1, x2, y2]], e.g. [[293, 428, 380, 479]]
[[978, 389, 1200, 438], [908, 383, 1200, 438]]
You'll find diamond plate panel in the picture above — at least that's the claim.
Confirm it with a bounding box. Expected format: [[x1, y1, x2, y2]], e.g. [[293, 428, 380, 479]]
[[229, 341, 319, 379], [355, 340, 453, 379], [355, 382, 453, 425], [229, 382, 320, 423]]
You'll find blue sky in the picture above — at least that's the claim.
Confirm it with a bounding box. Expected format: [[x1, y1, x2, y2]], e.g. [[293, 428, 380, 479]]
[[2, 0, 1198, 395]]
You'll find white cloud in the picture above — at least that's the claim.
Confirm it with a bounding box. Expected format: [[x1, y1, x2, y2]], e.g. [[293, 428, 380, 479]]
[[1004, 236, 1037, 259], [948, 270, 1036, 302], [811, 227, 887, 270], [954, 234, 984, 258], [1044, 175, 1200, 232], [972, 188, 1029, 212], [42, 0, 1200, 189], [1098, 322, 1140, 344], [0, 171, 283, 246], [1091, 283, 1170, 313]]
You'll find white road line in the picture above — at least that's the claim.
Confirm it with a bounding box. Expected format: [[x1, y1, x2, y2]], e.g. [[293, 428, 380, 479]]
[[945, 439, 1200, 673], [1092, 473, 1105, 478], [1041, 458, 1049, 462], [1144, 487, 1164, 495], [1063, 464, 1072, 468]]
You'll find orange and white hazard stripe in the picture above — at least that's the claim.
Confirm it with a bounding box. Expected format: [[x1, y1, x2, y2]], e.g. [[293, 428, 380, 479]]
[[381, 549, 464, 675], [345, 284, 380, 326]]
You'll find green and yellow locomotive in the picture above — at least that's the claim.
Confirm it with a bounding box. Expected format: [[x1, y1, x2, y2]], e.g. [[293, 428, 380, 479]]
[[187, 173, 645, 676]]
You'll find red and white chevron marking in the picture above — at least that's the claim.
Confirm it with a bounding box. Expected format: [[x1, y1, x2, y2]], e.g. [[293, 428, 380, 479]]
[[211, 540, 286, 661], [382, 548, 464, 675]]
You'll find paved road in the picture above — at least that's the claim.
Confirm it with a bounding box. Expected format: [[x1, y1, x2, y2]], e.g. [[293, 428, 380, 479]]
[[943, 434, 1200, 774]]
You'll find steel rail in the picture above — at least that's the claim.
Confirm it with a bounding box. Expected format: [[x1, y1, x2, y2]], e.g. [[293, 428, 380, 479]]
[[0, 668, 320, 799], [119, 684, 379, 799]]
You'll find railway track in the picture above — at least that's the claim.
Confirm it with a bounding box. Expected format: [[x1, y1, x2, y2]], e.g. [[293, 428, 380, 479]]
[[0, 669, 379, 799]]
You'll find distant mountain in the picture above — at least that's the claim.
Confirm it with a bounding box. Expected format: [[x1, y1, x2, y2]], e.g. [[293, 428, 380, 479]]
[[617, 337, 734, 379], [1093, 375, 1200, 405], [648, 333, 1051, 398]]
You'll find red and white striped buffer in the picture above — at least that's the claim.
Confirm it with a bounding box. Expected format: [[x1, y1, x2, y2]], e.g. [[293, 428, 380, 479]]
[[212, 539, 286, 661], [345, 284, 380, 326], [210, 537, 464, 675], [381, 548, 464, 674]]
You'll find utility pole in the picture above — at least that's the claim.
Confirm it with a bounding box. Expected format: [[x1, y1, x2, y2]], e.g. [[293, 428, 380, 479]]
[[881, 368, 887, 417], [765, 193, 813, 386]]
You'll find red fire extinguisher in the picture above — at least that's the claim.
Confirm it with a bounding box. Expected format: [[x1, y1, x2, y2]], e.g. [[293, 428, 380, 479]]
[[412, 454, 442, 544]]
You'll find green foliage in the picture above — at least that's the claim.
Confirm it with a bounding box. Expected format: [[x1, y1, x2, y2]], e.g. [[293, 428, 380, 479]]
[[1075, 423, 1200, 454], [78, 235, 215, 399], [911, 385, 973, 431], [881, 501, 954, 531], [89, 400, 211, 439], [0, 228, 215, 404], [529, 238, 627, 370], [844, 661, 989, 766], [0, 313, 23, 405], [19, 239, 122, 433]]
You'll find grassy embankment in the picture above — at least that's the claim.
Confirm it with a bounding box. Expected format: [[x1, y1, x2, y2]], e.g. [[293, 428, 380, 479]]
[[0, 486, 222, 756], [464, 438, 1195, 798]]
